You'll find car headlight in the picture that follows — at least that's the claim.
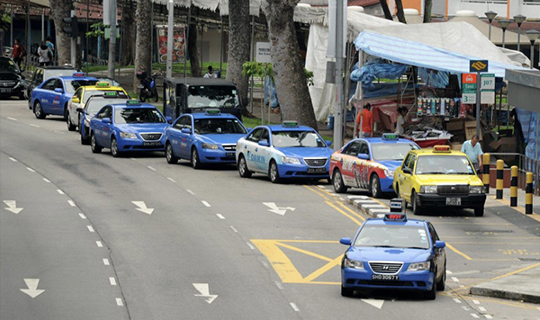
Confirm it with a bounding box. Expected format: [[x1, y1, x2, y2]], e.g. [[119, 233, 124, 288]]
[[344, 257, 365, 270], [282, 156, 301, 165], [202, 143, 219, 150], [384, 168, 394, 178], [407, 261, 431, 271], [420, 185, 438, 194], [469, 185, 484, 194], [119, 132, 137, 139]]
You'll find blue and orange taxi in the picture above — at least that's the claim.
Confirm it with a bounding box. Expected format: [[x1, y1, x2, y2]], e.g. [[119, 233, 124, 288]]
[[30, 73, 97, 119], [164, 109, 248, 168], [89, 100, 171, 157], [236, 121, 334, 183], [330, 133, 420, 197], [340, 199, 446, 300]]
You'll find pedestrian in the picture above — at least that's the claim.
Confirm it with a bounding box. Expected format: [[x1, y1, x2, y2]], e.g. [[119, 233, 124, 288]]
[[355, 103, 373, 138], [37, 41, 51, 67], [203, 66, 217, 79], [461, 134, 483, 172], [395, 107, 408, 136], [45, 36, 55, 65], [11, 39, 25, 68], [510, 108, 525, 155]]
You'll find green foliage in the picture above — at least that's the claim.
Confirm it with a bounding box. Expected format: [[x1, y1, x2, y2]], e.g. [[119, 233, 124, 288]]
[[1, 12, 11, 31], [242, 61, 313, 85], [86, 22, 106, 38]]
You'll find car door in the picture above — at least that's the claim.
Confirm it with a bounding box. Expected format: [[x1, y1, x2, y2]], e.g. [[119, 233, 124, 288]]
[[339, 141, 361, 187], [243, 128, 264, 173], [427, 222, 445, 280], [176, 116, 194, 159], [49, 79, 65, 115], [38, 78, 57, 113], [354, 142, 371, 189], [399, 154, 417, 201], [93, 106, 113, 147], [69, 88, 83, 125], [169, 115, 190, 158]]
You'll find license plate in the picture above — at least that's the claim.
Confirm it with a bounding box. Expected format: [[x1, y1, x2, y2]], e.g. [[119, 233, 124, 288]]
[[372, 274, 399, 280], [307, 167, 327, 173], [446, 197, 461, 206], [143, 142, 163, 147], [226, 152, 235, 157], [0, 88, 12, 93]]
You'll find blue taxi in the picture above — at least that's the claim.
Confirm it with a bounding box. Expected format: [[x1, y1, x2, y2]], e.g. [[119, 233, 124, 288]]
[[164, 109, 248, 168], [89, 100, 171, 157], [236, 121, 334, 183], [330, 134, 420, 198], [340, 199, 446, 300], [30, 73, 97, 120]]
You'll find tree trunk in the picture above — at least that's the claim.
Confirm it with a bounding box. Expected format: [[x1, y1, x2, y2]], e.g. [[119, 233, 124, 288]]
[[423, 0, 433, 23], [49, 0, 73, 65], [395, 0, 407, 24], [227, 0, 251, 110], [379, 0, 393, 21], [263, 0, 317, 129], [121, 0, 135, 66], [133, 0, 152, 92], [188, 21, 201, 77]]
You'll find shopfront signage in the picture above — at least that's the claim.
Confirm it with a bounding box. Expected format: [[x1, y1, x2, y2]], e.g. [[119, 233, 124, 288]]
[[480, 73, 495, 104], [470, 60, 489, 72], [462, 73, 477, 104]]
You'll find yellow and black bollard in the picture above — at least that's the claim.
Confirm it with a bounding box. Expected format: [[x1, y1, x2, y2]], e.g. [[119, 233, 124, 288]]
[[496, 160, 504, 199], [482, 153, 490, 193], [510, 166, 518, 207], [526, 172, 533, 214]]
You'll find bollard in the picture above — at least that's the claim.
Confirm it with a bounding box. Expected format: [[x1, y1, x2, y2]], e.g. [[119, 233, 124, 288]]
[[482, 153, 490, 193], [526, 172, 533, 214], [510, 166, 518, 207], [496, 160, 504, 199]]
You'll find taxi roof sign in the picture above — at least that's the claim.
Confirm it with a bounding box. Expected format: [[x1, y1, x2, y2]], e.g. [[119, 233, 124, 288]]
[[433, 145, 451, 153], [126, 99, 141, 106], [103, 92, 118, 97], [205, 108, 221, 115], [382, 133, 399, 140], [95, 81, 110, 87], [384, 213, 407, 222], [283, 120, 298, 127], [72, 72, 85, 77]]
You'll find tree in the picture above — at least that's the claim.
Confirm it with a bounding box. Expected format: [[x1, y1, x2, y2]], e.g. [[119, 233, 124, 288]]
[[133, 0, 152, 92], [423, 0, 433, 23], [227, 0, 251, 112], [120, 0, 136, 66], [262, 0, 317, 129], [49, 0, 73, 65], [187, 18, 201, 77]]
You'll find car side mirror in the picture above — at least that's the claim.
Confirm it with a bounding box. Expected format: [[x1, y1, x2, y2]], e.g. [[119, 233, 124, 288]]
[[72, 97, 80, 104], [258, 140, 269, 147], [340, 237, 352, 246], [76, 107, 84, 112], [402, 167, 412, 175], [166, 116, 173, 123], [54, 88, 63, 93], [326, 140, 332, 147], [102, 118, 112, 124], [435, 240, 446, 249], [181, 127, 191, 134], [246, 127, 253, 134], [357, 153, 369, 160]]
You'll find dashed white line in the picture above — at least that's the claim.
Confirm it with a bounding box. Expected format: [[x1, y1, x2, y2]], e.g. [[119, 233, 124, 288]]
[[167, 177, 176, 183], [471, 314, 480, 319], [247, 242, 255, 250], [453, 298, 462, 304], [147, 166, 156, 171], [130, 158, 136, 161], [186, 189, 195, 195], [9, 157, 17, 162], [460, 285, 465, 288], [473, 300, 480, 305], [109, 277, 117, 286], [275, 281, 284, 290], [479, 307, 486, 312], [87, 226, 95, 232], [216, 214, 225, 219], [68, 200, 76, 207], [290, 303, 300, 312], [451, 277, 459, 282], [79, 213, 87, 219], [103, 259, 110, 266], [446, 270, 453, 274], [7, 117, 17, 121], [537, 307, 540, 312], [462, 306, 470, 311], [201, 201, 211, 207], [43, 178, 50, 183], [485, 314, 493, 319], [27, 167, 35, 172], [230, 226, 238, 233], [54, 131, 65, 135], [116, 298, 123, 306], [30, 124, 40, 128], [57, 189, 65, 195], [261, 260, 269, 269], [96, 241, 103, 247]]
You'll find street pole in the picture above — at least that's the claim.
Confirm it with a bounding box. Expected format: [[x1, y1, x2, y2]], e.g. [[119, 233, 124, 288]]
[[249, 16, 255, 113], [71, 10, 77, 67], [10, 10, 13, 47], [41, 9, 44, 41], [166, 0, 173, 78], [333, 0, 345, 150], [107, 0, 117, 79], [219, 15, 224, 77], [86, 0, 89, 74], [476, 71, 481, 138], [184, 6, 191, 79]]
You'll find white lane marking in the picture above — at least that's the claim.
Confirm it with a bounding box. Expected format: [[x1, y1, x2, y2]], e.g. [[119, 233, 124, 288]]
[[68, 200, 75, 207], [27, 167, 35, 172], [230, 226, 238, 233], [20, 278, 44, 298], [460, 285, 465, 288], [130, 158, 136, 161], [7, 117, 17, 121], [30, 124, 40, 128], [462, 306, 470, 311], [116, 298, 123, 306], [167, 177, 176, 183], [446, 270, 453, 274], [290, 303, 300, 312], [79, 213, 87, 219], [479, 307, 486, 312], [9, 157, 17, 162], [339, 197, 345, 201], [109, 277, 117, 286], [453, 298, 462, 304], [216, 214, 225, 219], [247, 242, 255, 250], [87, 225, 95, 232], [186, 189, 195, 195], [317, 185, 326, 188], [275, 281, 284, 290], [57, 189, 65, 195], [201, 201, 211, 207], [54, 131, 65, 135], [537, 307, 540, 311], [43, 178, 50, 183], [471, 314, 480, 319], [452, 277, 459, 282], [261, 260, 269, 269], [96, 241, 103, 247], [103, 259, 110, 266], [473, 300, 480, 305], [132, 201, 154, 215], [485, 315, 493, 319], [147, 166, 156, 171]]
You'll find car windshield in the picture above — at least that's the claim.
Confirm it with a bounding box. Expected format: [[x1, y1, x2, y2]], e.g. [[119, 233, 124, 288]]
[[86, 98, 126, 115], [0, 58, 20, 73], [65, 80, 98, 93], [415, 155, 475, 175], [84, 90, 127, 103], [354, 224, 430, 249], [187, 85, 239, 109], [272, 130, 326, 148], [193, 118, 246, 134], [371, 143, 418, 161], [115, 108, 165, 124], [44, 69, 78, 80]]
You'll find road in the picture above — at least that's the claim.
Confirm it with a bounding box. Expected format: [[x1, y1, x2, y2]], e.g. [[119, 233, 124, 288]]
[[1, 98, 540, 320]]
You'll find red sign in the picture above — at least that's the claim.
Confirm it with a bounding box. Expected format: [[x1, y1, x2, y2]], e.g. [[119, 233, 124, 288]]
[[462, 73, 477, 84], [156, 26, 186, 62]]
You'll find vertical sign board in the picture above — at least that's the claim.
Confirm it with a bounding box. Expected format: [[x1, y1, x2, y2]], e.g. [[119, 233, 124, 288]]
[[256, 42, 272, 63], [462, 73, 477, 104], [480, 73, 495, 104]]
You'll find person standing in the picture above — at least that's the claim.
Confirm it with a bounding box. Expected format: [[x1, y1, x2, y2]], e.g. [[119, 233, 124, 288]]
[[203, 66, 218, 79], [355, 103, 373, 138], [37, 41, 51, 66], [45, 36, 55, 65], [395, 107, 407, 136], [12, 39, 25, 68], [461, 134, 484, 172]]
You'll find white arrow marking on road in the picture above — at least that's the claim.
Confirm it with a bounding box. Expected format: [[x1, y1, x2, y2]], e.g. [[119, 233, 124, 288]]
[[263, 202, 296, 216], [3, 200, 23, 214], [20, 279, 45, 298], [361, 299, 384, 309], [132, 201, 154, 215], [193, 283, 218, 304]]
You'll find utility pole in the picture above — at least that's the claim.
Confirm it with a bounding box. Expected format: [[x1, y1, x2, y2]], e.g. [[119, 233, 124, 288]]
[[108, 0, 117, 79], [71, 10, 76, 66], [166, 0, 173, 78], [333, 0, 346, 150]]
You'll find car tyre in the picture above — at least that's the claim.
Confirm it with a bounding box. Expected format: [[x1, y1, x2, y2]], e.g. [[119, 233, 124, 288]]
[[474, 206, 484, 217], [370, 174, 382, 198], [425, 278, 437, 300], [63, 105, 69, 121], [111, 136, 121, 157], [436, 266, 446, 291], [238, 155, 252, 178], [269, 160, 281, 183], [90, 133, 102, 153], [34, 101, 45, 119], [191, 148, 202, 169], [67, 114, 76, 131], [412, 190, 423, 215], [166, 143, 178, 164], [333, 170, 348, 193], [19, 92, 25, 100], [341, 285, 354, 297]]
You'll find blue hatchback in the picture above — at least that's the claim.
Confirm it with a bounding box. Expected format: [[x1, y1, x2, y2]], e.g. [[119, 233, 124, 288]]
[[236, 121, 334, 183], [30, 73, 97, 119], [89, 100, 171, 157], [164, 110, 248, 169], [340, 208, 446, 300]]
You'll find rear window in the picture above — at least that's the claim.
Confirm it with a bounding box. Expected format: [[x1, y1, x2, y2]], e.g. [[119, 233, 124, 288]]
[[44, 69, 78, 80], [65, 80, 98, 93], [84, 90, 128, 103]]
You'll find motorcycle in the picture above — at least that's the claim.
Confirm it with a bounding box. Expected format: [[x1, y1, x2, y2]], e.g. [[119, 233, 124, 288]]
[[136, 71, 160, 102]]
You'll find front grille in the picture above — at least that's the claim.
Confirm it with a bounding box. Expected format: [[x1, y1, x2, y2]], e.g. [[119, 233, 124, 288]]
[[222, 144, 236, 151], [140, 133, 162, 141], [0, 81, 16, 88], [369, 261, 403, 274], [304, 158, 328, 167], [437, 185, 469, 194]]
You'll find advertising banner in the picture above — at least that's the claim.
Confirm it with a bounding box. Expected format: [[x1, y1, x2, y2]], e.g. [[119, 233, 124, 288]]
[[156, 26, 186, 63]]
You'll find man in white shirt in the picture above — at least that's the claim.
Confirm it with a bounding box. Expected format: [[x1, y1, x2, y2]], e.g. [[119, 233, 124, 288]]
[[204, 66, 218, 79], [461, 135, 483, 171]]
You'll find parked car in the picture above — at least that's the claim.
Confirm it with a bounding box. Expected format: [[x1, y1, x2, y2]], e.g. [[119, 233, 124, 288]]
[[27, 65, 80, 106], [0, 57, 27, 100], [79, 93, 130, 145]]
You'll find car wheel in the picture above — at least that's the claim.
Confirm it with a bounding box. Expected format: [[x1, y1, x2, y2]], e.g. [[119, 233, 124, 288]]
[[269, 160, 281, 183], [81, 127, 90, 145], [238, 155, 252, 178], [412, 190, 423, 215], [436, 266, 446, 291], [166, 143, 178, 164], [370, 174, 382, 198], [425, 276, 437, 300], [19, 92, 25, 100], [152, 89, 159, 102], [90, 133, 102, 153], [63, 105, 69, 121], [333, 170, 348, 193], [191, 148, 202, 169], [474, 206, 484, 217], [111, 136, 121, 157], [341, 285, 354, 297], [34, 101, 45, 119], [67, 114, 76, 131]]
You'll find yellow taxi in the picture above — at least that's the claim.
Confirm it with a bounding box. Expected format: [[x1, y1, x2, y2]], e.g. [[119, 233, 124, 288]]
[[66, 81, 129, 131], [393, 145, 486, 217]]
